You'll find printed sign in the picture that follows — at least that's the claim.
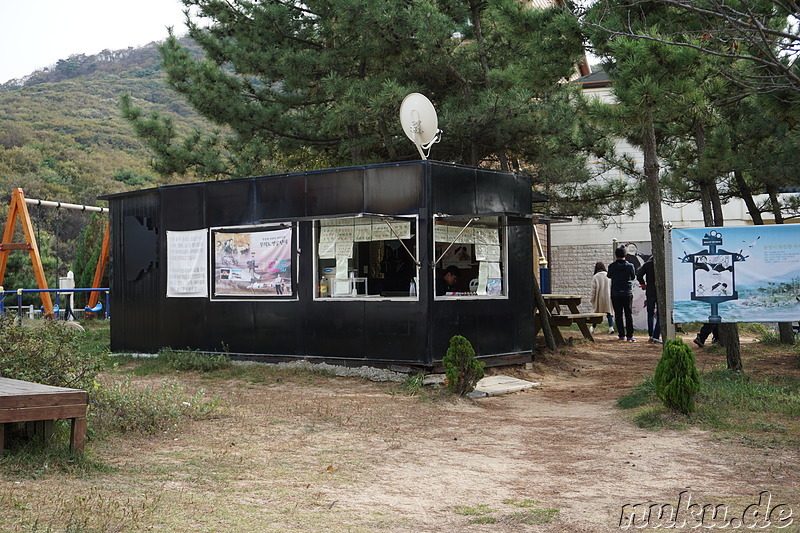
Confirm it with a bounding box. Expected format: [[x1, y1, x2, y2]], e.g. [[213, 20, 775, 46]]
[[214, 227, 293, 297], [167, 229, 208, 297], [672, 225, 800, 322]]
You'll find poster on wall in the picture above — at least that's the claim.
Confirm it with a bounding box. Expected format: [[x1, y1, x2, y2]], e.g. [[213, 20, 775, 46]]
[[166, 229, 208, 297], [671, 225, 800, 323], [213, 227, 293, 297]]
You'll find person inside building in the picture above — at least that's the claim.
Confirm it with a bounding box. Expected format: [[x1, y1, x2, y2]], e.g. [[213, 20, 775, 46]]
[[590, 261, 614, 335], [607, 246, 636, 342], [436, 265, 460, 296]]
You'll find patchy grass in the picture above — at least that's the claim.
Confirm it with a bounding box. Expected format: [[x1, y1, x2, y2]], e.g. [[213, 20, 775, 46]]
[[452, 503, 496, 516], [452, 501, 560, 526], [0, 432, 113, 478], [617, 342, 800, 448], [120, 347, 233, 375]]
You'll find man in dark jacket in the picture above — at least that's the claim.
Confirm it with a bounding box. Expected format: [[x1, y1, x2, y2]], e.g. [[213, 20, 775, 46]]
[[636, 256, 661, 343], [608, 246, 636, 342]]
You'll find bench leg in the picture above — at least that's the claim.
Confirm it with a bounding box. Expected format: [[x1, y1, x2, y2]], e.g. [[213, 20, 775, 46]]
[[70, 417, 86, 453], [551, 325, 566, 345], [576, 319, 595, 342], [0, 422, 4, 453]]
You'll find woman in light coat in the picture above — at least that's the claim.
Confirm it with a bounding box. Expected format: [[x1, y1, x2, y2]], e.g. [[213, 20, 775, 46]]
[[591, 261, 615, 335]]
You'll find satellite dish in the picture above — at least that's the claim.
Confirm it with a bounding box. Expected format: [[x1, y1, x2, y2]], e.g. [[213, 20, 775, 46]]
[[399, 93, 442, 160]]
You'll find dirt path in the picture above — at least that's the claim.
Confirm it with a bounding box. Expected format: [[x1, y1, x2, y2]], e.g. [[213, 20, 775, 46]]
[[3, 335, 798, 532]]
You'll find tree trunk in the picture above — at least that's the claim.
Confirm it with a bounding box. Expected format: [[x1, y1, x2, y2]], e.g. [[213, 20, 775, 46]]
[[695, 120, 742, 370], [698, 182, 714, 226], [531, 270, 557, 351], [732, 169, 764, 225], [641, 108, 667, 337], [778, 322, 795, 345], [718, 323, 741, 371], [766, 184, 784, 224]]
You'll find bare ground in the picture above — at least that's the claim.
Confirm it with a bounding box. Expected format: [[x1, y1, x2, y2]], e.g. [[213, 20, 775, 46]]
[[1, 334, 799, 532]]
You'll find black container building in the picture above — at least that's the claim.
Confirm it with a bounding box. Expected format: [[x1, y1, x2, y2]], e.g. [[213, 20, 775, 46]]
[[100, 160, 539, 368]]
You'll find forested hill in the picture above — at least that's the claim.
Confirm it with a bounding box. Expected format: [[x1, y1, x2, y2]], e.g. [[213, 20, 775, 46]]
[[0, 38, 208, 210]]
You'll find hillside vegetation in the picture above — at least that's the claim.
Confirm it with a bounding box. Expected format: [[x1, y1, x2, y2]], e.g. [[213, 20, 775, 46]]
[[0, 39, 209, 297]]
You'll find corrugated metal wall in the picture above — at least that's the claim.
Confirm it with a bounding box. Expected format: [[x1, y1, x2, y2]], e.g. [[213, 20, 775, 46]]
[[105, 161, 535, 365]]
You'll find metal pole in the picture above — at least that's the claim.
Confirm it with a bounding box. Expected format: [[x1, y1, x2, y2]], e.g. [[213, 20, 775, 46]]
[[24, 198, 107, 213]]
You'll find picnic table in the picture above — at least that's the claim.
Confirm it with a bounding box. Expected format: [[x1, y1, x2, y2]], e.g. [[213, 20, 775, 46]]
[[0, 377, 88, 453], [534, 294, 606, 345]]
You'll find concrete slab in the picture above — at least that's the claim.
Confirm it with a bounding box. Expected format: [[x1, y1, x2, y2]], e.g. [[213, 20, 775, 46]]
[[468, 375, 540, 399]]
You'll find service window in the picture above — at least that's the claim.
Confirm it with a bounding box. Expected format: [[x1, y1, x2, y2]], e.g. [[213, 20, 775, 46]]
[[433, 216, 506, 298], [315, 215, 419, 299]]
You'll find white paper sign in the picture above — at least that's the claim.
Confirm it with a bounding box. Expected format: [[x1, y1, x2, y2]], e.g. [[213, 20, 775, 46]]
[[319, 227, 337, 243], [477, 262, 489, 295], [318, 240, 336, 259], [167, 229, 208, 297], [486, 262, 502, 278], [354, 224, 373, 242], [388, 221, 411, 240], [335, 226, 354, 242], [434, 225, 449, 242], [371, 224, 392, 240], [335, 241, 353, 258]]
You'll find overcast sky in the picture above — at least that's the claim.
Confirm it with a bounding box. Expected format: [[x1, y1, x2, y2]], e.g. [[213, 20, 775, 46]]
[[1, 0, 189, 84]]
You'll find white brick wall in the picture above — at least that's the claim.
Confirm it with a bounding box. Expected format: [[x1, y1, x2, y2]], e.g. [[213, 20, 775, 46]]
[[550, 244, 616, 312]]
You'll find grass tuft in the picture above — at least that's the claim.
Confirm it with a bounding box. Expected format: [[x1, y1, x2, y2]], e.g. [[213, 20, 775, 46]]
[[619, 365, 800, 447]]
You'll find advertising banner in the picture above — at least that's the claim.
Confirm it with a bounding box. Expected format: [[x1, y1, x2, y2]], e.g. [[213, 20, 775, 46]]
[[166, 229, 208, 298], [213, 227, 293, 297], [671, 225, 800, 323]]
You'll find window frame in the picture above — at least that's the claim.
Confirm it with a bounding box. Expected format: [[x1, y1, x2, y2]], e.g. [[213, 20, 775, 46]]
[[313, 214, 420, 302], [432, 215, 509, 300]]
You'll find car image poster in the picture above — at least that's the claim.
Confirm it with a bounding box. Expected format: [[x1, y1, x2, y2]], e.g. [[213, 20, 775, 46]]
[[214, 227, 292, 297]]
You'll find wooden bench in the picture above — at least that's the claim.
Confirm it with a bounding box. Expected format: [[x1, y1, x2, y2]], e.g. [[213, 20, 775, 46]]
[[536, 294, 608, 344], [0, 377, 88, 453]]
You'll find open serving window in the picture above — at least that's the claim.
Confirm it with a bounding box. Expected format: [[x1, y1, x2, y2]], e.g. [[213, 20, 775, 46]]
[[315, 214, 419, 299], [433, 215, 507, 298]]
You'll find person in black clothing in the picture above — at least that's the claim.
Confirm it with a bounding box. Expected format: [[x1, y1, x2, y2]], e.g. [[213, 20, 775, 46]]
[[694, 322, 718, 347], [436, 265, 460, 296], [636, 256, 661, 343], [607, 246, 637, 342]]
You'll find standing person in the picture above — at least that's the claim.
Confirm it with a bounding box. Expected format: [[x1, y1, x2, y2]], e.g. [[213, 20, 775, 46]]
[[590, 262, 615, 335], [607, 246, 637, 342], [636, 256, 662, 344]]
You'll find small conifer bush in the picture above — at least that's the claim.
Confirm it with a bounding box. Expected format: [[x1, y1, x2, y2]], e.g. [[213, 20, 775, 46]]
[[442, 335, 485, 396], [653, 338, 701, 414]]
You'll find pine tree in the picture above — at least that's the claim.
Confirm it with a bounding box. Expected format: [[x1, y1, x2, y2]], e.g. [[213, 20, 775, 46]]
[[654, 338, 701, 414], [121, 0, 590, 180], [443, 335, 485, 396]]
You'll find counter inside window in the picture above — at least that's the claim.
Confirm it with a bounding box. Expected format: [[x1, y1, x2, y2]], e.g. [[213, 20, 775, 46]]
[[315, 215, 419, 299]]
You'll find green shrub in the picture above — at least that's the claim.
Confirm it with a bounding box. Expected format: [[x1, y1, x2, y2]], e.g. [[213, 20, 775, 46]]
[[442, 335, 484, 396], [0, 317, 104, 391], [654, 338, 701, 414]]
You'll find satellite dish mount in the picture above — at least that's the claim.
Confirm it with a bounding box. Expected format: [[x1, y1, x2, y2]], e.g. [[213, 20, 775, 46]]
[[399, 93, 442, 160]]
